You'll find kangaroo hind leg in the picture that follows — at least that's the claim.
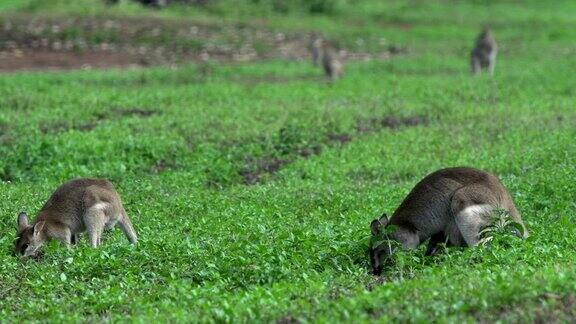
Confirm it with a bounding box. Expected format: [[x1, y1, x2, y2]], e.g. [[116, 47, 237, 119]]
[[83, 205, 108, 248], [452, 186, 497, 247]]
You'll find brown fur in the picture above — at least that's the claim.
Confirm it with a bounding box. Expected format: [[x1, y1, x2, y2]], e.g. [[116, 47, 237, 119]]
[[471, 28, 498, 75], [15, 178, 137, 257], [370, 167, 526, 275], [322, 44, 344, 82]]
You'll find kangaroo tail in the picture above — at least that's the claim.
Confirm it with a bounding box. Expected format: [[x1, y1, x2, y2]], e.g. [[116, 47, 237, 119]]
[[118, 209, 138, 244]]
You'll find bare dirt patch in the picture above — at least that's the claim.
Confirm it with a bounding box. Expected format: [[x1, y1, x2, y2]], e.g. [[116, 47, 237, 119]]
[[94, 108, 159, 120], [357, 115, 429, 133], [0, 15, 404, 72], [116, 108, 158, 117], [38, 108, 158, 134], [233, 115, 428, 186], [240, 156, 290, 184], [39, 121, 99, 134], [327, 133, 353, 145], [297, 144, 322, 158], [0, 50, 145, 72], [276, 315, 300, 324]]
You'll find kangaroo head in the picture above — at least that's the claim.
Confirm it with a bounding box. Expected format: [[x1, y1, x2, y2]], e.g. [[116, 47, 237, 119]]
[[15, 212, 47, 258], [369, 213, 395, 275]]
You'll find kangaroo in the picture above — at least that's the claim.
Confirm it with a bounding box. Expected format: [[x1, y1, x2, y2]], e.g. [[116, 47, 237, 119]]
[[369, 167, 527, 275], [322, 43, 344, 82], [137, 0, 170, 8], [309, 34, 323, 66], [15, 178, 137, 258], [471, 28, 498, 75]]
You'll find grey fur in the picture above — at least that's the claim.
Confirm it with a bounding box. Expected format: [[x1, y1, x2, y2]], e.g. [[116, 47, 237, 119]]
[[370, 167, 527, 275], [15, 178, 137, 257]]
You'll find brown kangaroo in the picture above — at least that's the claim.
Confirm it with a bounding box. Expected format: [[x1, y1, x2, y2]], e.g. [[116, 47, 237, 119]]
[[322, 43, 344, 82], [471, 28, 498, 75], [369, 167, 527, 275], [15, 178, 137, 257]]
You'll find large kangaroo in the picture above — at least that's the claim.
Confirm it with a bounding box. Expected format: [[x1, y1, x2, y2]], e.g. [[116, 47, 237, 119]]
[[15, 178, 137, 257], [369, 167, 527, 275]]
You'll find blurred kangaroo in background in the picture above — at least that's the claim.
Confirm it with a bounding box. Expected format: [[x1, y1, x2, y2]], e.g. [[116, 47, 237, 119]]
[[369, 167, 527, 275], [309, 34, 323, 66], [471, 28, 498, 75], [15, 178, 138, 258], [136, 0, 170, 8], [322, 43, 344, 82]]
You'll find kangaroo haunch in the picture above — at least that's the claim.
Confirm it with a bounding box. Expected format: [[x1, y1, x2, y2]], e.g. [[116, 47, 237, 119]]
[[15, 178, 138, 258], [369, 167, 527, 275]]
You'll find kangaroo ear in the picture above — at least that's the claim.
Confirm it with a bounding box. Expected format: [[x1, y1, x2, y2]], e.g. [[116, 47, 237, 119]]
[[370, 214, 389, 236], [33, 221, 45, 238], [17, 212, 29, 230]]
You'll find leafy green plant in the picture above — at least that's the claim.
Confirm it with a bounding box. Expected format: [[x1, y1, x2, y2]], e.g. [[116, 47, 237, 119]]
[[479, 209, 526, 247], [369, 224, 398, 252]]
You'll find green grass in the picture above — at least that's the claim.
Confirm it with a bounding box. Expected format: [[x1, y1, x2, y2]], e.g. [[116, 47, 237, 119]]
[[1, 0, 576, 322]]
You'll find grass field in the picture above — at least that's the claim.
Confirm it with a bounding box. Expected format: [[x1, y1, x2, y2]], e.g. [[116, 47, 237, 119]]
[[1, 0, 576, 322]]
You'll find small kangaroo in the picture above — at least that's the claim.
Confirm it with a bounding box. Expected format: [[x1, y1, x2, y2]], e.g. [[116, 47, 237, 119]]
[[369, 167, 527, 275], [322, 43, 344, 82], [15, 178, 137, 257], [471, 28, 498, 75], [309, 34, 323, 66]]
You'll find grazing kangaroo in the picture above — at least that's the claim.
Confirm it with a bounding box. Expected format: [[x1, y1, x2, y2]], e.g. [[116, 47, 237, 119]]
[[471, 28, 498, 75], [15, 178, 137, 257], [369, 167, 527, 275], [322, 43, 344, 82]]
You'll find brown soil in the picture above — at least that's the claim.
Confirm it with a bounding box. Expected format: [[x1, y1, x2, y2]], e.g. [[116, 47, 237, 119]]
[[0, 50, 146, 72], [38, 108, 157, 134], [327, 133, 353, 145], [357, 115, 429, 133], [39, 121, 99, 134], [239, 156, 291, 184], [0, 15, 403, 72], [116, 108, 158, 117], [236, 115, 428, 186], [276, 315, 300, 324], [297, 144, 322, 158]]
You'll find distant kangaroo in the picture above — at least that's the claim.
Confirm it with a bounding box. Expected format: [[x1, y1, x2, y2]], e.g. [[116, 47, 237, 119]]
[[471, 28, 498, 75], [322, 43, 344, 82], [369, 167, 527, 275], [15, 178, 137, 257], [309, 34, 323, 66]]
